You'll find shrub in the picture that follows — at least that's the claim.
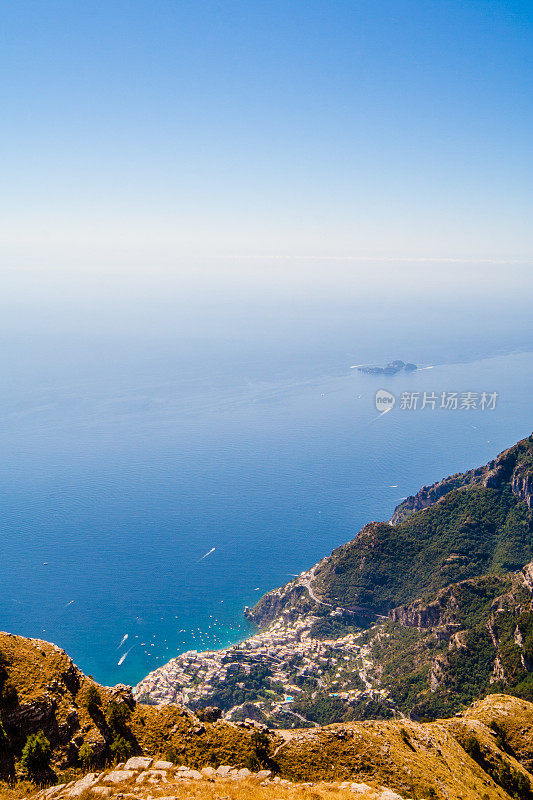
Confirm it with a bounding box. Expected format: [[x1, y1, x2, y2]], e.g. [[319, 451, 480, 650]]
[[0, 719, 8, 753], [78, 742, 93, 768], [463, 734, 483, 763], [489, 720, 507, 750], [164, 744, 179, 764], [109, 736, 132, 763], [400, 727, 415, 750], [196, 706, 222, 723], [20, 732, 51, 774], [83, 684, 102, 710], [247, 730, 271, 770], [0, 648, 7, 682], [106, 701, 130, 730], [0, 680, 18, 708], [495, 761, 532, 799]]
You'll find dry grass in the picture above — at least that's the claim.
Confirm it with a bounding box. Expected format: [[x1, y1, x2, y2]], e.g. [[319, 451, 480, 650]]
[[0, 781, 36, 800], [97, 781, 374, 800], [0, 779, 381, 800]]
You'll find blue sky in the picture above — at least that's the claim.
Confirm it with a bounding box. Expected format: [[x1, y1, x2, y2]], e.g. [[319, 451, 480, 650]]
[[1, 0, 532, 266]]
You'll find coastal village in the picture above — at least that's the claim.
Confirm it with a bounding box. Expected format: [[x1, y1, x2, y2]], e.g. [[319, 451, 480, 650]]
[[134, 609, 391, 727]]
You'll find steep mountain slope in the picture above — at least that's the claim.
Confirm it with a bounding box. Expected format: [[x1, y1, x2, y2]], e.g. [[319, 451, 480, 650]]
[[20, 697, 533, 800], [4, 436, 533, 797], [392, 434, 533, 524], [367, 561, 533, 719], [136, 558, 533, 725], [136, 434, 533, 724], [248, 434, 533, 627]]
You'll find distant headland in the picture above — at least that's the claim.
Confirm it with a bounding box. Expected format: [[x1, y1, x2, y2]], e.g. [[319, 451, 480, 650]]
[[355, 359, 417, 375]]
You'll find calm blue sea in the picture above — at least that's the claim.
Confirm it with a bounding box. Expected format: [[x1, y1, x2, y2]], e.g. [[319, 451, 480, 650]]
[[1, 265, 532, 686]]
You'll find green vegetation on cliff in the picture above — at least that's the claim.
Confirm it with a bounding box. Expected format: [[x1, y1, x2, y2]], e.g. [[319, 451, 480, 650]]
[[314, 483, 532, 613], [249, 435, 533, 633], [233, 434, 533, 723], [367, 567, 533, 720]]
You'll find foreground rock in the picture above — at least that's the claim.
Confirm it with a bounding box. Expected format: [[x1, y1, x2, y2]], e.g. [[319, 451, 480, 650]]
[[32, 761, 413, 800]]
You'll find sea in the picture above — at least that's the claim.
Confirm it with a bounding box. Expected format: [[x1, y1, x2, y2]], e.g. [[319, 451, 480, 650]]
[[1, 261, 532, 687]]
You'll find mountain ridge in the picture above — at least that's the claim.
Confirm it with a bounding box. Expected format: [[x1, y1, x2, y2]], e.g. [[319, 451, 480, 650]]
[[391, 435, 533, 525], [3, 434, 533, 798], [4, 630, 533, 800]]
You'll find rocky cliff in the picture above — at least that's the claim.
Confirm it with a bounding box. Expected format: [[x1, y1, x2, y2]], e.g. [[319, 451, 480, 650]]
[[27, 695, 533, 800], [374, 563, 533, 719], [0, 632, 278, 781], [391, 433, 533, 524], [4, 434, 533, 798], [134, 434, 533, 725]]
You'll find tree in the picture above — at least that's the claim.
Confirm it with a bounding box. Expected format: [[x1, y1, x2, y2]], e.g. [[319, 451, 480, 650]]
[[78, 742, 93, 768], [83, 685, 102, 711], [109, 736, 132, 762], [0, 718, 8, 754], [106, 701, 130, 730], [20, 732, 51, 773]]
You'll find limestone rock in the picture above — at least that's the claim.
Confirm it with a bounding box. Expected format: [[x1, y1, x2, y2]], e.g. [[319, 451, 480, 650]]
[[104, 769, 136, 784], [215, 764, 234, 776], [201, 766, 216, 777], [124, 756, 153, 770], [176, 768, 202, 779], [135, 768, 169, 784], [68, 773, 99, 796], [237, 767, 252, 778], [36, 783, 66, 798]]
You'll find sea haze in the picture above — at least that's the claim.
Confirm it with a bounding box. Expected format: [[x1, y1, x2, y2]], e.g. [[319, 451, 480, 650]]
[[0, 262, 532, 686]]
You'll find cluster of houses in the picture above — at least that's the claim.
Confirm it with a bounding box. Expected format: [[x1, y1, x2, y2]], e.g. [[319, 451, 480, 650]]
[[134, 613, 390, 724]]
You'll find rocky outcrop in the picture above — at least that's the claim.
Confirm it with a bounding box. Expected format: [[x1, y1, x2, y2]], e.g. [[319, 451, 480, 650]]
[[389, 592, 460, 630], [0, 633, 141, 775], [391, 473, 476, 523], [245, 437, 533, 633], [0, 631, 292, 780], [245, 565, 324, 628], [29, 695, 533, 800], [512, 461, 533, 509], [5, 628, 533, 799], [34, 758, 277, 799]]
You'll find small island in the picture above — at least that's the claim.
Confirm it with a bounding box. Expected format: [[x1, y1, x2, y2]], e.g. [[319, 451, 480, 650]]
[[357, 359, 417, 375]]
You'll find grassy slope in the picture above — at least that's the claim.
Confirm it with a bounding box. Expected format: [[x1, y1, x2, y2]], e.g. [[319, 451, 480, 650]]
[[238, 435, 533, 724], [3, 695, 533, 799], [249, 436, 533, 628], [0, 632, 278, 776], [4, 632, 533, 797], [364, 544, 533, 721]]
